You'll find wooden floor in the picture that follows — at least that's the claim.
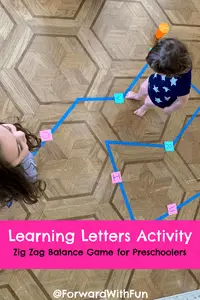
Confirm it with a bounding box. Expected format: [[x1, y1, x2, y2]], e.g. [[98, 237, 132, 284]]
[[0, 0, 200, 299]]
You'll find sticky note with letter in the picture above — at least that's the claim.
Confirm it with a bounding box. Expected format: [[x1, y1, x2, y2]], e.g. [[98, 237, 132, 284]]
[[111, 171, 122, 184], [40, 130, 53, 142], [167, 203, 177, 215], [164, 141, 174, 152], [114, 93, 124, 104]]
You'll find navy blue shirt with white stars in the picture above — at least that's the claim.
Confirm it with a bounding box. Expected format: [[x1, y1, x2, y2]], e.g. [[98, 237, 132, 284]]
[[148, 70, 192, 108]]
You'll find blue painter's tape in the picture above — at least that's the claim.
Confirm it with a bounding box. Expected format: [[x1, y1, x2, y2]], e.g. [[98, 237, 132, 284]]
[[114, 93, 124, 104], [155, 212, 168, 221], [191, 83, 200, 94], [156, 192, 200, 220], [32, 150, 37, 157], [124, 63, 149, 97], [177, 192, 200, 210], [105, 141, 118, 172], [164, 141, 174, 152], [173, 106, 200, 146], [105, 141, 135, 220], [106, 140, 164, 148], [33, 100, 79, 157], [51, 100, 79, 134], [27, 57, 200, 221], [77, 97, 114, 102], [119, 182, 135, 220], [7, 201, 13, 208], [33, 96, 114, 157], [32, 141, 45, 157]]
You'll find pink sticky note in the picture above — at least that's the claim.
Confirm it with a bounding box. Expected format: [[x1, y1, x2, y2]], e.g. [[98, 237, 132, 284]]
[[167, 203, 177, 216], [40, 130, 53, 141], [111, 171, 122, 184]]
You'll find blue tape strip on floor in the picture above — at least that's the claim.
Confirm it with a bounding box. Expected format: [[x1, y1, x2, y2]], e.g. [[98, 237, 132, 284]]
[[106, 140, 164, 148], [33, 97, 114, 157], [156, 192, 200, 220], [177, 192, 200, 209], [51, 101, 79, 134], [105, 141, 135, 220], [31, 60, 200, 221], [33, 99, 79, 157], [191, 83, 200, 94], [77, 97, 114, 102], [173, 106, 200, 146], [119, 183, 135, 220], [123, 63, 149, 97], [106, 76, 200, 220], [105, 141, 118, 172]]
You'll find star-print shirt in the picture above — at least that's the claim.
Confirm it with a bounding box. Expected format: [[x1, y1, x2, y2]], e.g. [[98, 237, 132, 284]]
[[148, 70, 192, 108]]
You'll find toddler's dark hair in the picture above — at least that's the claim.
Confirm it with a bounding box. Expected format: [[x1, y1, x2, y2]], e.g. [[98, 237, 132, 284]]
[[146, 38, 192, 77], [0, 122, 46, 208]]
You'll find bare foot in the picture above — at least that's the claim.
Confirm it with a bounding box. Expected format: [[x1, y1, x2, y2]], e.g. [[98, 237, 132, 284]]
[[125, 91, 140, 100], [134, 106, 148, 117]]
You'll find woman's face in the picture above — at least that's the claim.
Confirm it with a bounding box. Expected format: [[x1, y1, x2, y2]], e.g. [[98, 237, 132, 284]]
[[0, 124, 27, 165]]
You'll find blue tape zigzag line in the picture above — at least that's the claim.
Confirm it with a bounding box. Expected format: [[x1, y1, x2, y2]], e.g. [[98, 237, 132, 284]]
[[105, 64, 151, 220], [77, 97, 114, 102], [173, 83, 200, 146], [31, 62, 200, 220], [173, 106, 200, 146], [32, 64, 148, 218], [105, 140, 137, 220], [107, 80, 200, 220], [155, 83, 200, 220], [156, 192, 200, 220], [106, 140, 164, 148], [123, 63, 149, 97], [33, 97, 114, 157], [32, 99, 78, 156], [105, 142, 135, 220], [34, 62, 148, 157], [119, 182, 135, 221], [105, 141, 118, 172], [191, 83, 200, 94]]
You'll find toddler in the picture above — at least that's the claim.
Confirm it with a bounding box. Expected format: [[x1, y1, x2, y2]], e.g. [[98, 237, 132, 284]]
[[126, 38, 192, 117], [0, 122, 45, 208]]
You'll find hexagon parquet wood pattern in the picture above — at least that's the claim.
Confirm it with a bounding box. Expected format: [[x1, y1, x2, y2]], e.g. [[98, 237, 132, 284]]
[[0, 0, 200, 299]]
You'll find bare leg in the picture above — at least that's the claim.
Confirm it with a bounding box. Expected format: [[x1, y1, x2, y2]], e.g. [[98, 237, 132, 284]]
[[134, 95, 155, 117], [126, 78, 149, 100]]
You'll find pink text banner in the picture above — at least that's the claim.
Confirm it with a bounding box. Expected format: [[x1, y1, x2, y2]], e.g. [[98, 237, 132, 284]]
[[0, 221, 199, 269]]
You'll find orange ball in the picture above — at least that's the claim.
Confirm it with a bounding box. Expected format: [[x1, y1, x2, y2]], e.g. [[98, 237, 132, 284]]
[[159, 23, 169, 34], [155, 23, 169, 39]]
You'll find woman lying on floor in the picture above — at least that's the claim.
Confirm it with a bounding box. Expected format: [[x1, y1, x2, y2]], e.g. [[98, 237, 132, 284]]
[[0, 122, 45, 208]]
